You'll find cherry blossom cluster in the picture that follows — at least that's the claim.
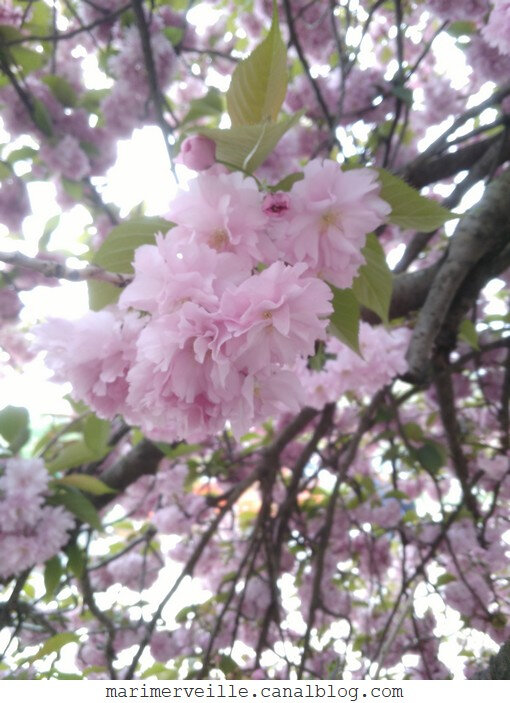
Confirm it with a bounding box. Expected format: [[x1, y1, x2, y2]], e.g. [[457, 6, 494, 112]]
[[0, 458, 74, 579], [296, 323, 410, 409], [38, 160, 390, 443]]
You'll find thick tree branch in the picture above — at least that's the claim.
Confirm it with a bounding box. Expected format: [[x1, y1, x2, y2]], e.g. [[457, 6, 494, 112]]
[[405, 168, 510, 382], [94, 439, 165, 509]]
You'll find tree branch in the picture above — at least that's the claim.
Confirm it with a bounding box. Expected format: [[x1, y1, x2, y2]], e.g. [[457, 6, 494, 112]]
[[405, 168, 510, 382], [0, 251, 130, 287]]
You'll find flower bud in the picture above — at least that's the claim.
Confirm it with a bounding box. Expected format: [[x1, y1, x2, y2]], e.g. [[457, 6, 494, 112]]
[[178, 135, 216, 171]]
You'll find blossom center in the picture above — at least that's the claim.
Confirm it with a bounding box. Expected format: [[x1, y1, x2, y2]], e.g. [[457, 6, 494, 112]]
[[208, 228, 229, 251], [320, 210, 340, 234]]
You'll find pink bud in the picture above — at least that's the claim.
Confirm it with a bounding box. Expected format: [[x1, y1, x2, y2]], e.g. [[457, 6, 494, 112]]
[[178, 135, 216, 171], [262, 192, 291, 218]]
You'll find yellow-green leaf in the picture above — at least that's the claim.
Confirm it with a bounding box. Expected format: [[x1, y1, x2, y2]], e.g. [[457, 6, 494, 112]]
[[83, 414, 110, 455], [51, 488, 102, 530], [66, 543, 85, 578], [47, 440, 103, 473], [54, 474, 115, 496], [42, 75, 77, 107], [199, 113, 300, 174], [0, 405, 30, 452], [227, 2, 287, 126], [458, 319, 479, 350], [44, 556, 62, 601], [182, 87, 223, 125], [377, 168, 456, 232], [27, 633, 79, 664], [328, 286, 361, 355], [352, 233, 393, 323], [88, 216, 173, 311]]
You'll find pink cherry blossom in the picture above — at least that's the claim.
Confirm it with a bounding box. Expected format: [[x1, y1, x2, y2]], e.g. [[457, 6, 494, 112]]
[[35, 309, 145, 418], [273, 159, 391, 288], [482, 1, 510, 56], [0, 458, 74, 579], [167, 170, 276, 264], [219, 261, 332, 374]]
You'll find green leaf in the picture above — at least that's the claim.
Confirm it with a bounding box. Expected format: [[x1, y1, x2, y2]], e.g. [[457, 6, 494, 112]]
[[46, 440, 103, 473], [268, 171, 304, 192], [66, 543, 85, 578], [0, 405, 30, 452], [27, 0, 52, 33], [156, 442, 201, 459], [199, 113, 300, 174], [10, 46, 45, 74], [182, 87, 224, 124], [83, 414, 111, 455], [383, 489, 410, 500], [44, 556, 63, 601], [23, 582, 35, 598], [0, 25, 22, 42], [447, 21, 476, 37], [7, 146, 38, 164], [328, 286, 361, 355], [88, 216, 173, 311], [163, 26, 184, 46], [27, 633, 79, 664], [219, 653, 239, 676], [55, 474, 115, 496], [458, 319, 479, 350], [92, 216, 172, 272], [436, 572, 457, 587], [42, 75, 77, 107], [33, 98, 54, 137], [78, 88, 109, 114], [352, 233, 393, 324], [39, 214, 60, 250], [142, 662, 172, 679], [61, 178, 84, 201], [403, 422, 424, 442], [51, 488, 102, 531], [391, 84, 413, 107], [227, 1, 287, 126], [377, 168, 456, 232], [0, 161, 12, 180], [414, 441, 445, 474]]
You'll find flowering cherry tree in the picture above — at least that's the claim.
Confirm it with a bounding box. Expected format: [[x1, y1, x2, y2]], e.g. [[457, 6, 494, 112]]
[[1, 0, 510, 681]]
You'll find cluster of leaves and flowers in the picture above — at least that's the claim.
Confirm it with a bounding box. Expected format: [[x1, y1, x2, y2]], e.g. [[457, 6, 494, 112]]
[[0, 0, 510, 683]]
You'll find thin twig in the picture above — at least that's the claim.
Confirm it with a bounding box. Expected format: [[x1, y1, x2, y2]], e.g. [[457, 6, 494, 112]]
[[0, 251, 131, 287]]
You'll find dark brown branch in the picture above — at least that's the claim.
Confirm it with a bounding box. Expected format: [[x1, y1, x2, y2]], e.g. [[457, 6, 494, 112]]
[[406, 80, 510, 173], [94, 439, 165, 509], [433, 355, 480, 520], [298, 390, 385, 677], [282, 0, 334, 132], [130, 0, 177, 175], [405, 168, 510, 382], [404, 133, 510, 189], [4, 4, 131, 45]]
